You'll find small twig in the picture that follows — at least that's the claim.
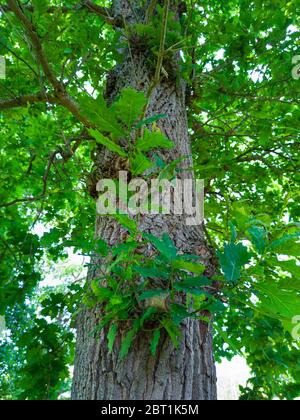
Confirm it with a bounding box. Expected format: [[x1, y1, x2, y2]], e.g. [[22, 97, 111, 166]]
[[138, 0, 170, 134], [153, 0, 170, 85], [0, 39, 39, 79], [0, 131, 91, 209], [145, 0, 158, 23]]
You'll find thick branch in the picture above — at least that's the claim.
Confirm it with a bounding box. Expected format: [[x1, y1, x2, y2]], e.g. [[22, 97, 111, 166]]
[[3, 1, 93, 126], [7, 0, 63, 92], [0, 93, 56, 110]]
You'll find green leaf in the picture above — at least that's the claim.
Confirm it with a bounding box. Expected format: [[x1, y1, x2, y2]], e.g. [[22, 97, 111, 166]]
[[88, 129, 127, 157], [134, 265, 168, 280], [174, 276, 210, 295], [114, 214, 138, 233], [135, 114, 167, 129], [175, 276, 210, 288], [160, 318, 181, 348], [170, 304, 191, 324], [120, 320, 140, 360], [79, 95, 125, 139], [96, 239, 109, 256], [150, 329, 161, 356], [113, 88, 148, 129], [268, 234, 300, 257], [140, 307, 157, 325], [91, 281, 112, 302], [138, 289, 168, 302], [32, 0, 48, 15], [113, 241, 138, 256], [172, 259, 205, 275], [217, 243, 251, 282], [248, 226, 267, 254], [136, 129, 174, 152], [130, 152, 154, 175], [143, 233, 178, 261], [110, 296, 123, 306], [174, 282, 208, 297], [255, 282, 300, 321], [230, 222, 238, 243], [107, 323, 118, 353]]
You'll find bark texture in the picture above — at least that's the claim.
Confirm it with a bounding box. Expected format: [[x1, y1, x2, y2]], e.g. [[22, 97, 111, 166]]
[[72, 0, 217, 400]]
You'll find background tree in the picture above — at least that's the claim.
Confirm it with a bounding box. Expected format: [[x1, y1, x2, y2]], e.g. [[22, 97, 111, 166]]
[[0, 0, 299, 400]]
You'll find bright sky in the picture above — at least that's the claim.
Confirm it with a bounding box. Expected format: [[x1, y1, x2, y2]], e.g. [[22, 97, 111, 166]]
[[217, 357, 251, 400]]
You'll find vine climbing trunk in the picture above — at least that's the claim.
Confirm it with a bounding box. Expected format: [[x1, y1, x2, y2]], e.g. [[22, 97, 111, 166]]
[[72, 0, 217, 400]]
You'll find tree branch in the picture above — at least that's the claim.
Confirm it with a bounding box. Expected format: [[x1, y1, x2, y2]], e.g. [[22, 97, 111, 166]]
[[1, 1, 121, 27], [0, 93, 56, 110], [7, 0, 63, 93], [3, 1, 93, 126], [0, 195, 46, 208]]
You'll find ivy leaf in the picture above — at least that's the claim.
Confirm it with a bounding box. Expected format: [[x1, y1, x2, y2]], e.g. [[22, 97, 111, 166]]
[[88, 129, 127, 157], [174, 276, 209, 289], [217, 243, 251, 282], [174, 282, 208, 297], [140, 307, 157, 325], [182, 276, 210, 287]]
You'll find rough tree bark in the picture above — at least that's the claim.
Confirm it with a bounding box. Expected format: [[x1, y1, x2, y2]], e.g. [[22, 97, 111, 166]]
[[72, 0, 217, 400]]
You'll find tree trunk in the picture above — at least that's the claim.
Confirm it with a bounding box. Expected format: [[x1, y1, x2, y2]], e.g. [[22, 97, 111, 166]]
[[72, 0, 217, 400]]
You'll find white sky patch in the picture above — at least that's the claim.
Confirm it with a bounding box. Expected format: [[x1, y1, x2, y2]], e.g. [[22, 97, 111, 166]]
[[287, 25, 299, 35], [0, 316, 7, 338], [32, 222, 51, 237], [215, 48, 225, 60], [84, 81, 96, 97], [0, 55, 5, 79], [31, 223, 89, 287], [249, 65, 269, 83], [217, 356, 251, 400], [203, 62, 213, 72], [40, 248, 89, 287], [198, 35, 206, 45]]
